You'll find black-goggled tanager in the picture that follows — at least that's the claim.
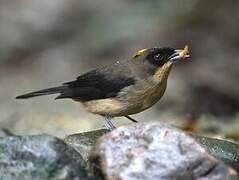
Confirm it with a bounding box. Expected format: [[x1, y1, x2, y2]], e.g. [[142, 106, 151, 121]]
[[16, 46, 190, 130]]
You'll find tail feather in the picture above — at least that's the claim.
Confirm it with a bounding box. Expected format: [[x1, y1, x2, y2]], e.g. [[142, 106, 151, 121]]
[[16, 86, 67, 99]]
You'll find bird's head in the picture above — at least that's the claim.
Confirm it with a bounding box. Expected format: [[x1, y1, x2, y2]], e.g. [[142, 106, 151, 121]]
[[133, 45, 190, 80], [134, 45, 190, 65]]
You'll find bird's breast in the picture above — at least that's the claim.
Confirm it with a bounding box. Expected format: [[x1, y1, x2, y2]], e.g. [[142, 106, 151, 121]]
[[118, 78, 167, 112]]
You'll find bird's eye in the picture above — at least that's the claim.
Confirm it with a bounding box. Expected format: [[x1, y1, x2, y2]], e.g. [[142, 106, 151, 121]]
[[154, 54, 162, 61]]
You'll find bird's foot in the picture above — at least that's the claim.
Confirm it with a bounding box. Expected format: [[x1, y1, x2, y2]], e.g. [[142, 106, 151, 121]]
[[104, 116, 116, 131], [124, 115, 138, 123]]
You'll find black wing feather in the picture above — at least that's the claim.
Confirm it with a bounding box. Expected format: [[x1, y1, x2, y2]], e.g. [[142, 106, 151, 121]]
[[16, 66, 135, 101], [57, 69, 135, 101]]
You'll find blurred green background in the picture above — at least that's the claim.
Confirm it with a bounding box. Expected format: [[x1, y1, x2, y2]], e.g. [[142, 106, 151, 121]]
[[0, 0, 238, 138]]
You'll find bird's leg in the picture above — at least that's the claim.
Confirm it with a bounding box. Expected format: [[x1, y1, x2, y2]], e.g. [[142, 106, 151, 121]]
[[124, 115, 138, 123], [103, 116, 116, 131]]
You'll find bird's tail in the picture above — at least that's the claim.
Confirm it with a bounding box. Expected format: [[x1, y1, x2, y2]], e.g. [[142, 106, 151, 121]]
[[16, 86, 67, 99]]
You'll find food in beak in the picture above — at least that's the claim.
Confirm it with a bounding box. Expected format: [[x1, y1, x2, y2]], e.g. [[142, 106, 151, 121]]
[[180, 45, 190, 59], [169, 45, 190, 61]]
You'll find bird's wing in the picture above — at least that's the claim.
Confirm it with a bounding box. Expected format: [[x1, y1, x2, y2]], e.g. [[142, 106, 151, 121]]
[[56, 67, 135, 101]]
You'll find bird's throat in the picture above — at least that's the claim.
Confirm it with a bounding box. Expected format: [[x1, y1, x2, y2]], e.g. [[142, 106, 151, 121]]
[[153, 61, 173, 82]]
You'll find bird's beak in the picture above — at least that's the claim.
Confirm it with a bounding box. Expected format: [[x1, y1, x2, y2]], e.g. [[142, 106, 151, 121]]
[[169, 45, 190, 62]]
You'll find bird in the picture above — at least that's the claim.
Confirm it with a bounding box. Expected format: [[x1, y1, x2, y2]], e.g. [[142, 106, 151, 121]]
[[16, 45, 190, 130]]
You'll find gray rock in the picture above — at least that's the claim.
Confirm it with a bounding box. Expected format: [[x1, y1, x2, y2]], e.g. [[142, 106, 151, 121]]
[[64, 129, 109, 161], [0, 134, 90, 180], [89, 123, 237, 180], [192, 134, 239, 172]]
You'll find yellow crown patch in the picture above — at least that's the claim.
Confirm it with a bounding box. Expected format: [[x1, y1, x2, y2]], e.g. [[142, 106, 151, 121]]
[[134, 48, 148, 58]]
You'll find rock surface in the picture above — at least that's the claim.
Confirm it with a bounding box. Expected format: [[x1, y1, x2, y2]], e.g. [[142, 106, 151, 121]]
[[65, 129, 109, 161], [192, 134, 239, 172], [90, 123, 237, 180], [0, 134, 90, 180], [65, 128, 239, 175]]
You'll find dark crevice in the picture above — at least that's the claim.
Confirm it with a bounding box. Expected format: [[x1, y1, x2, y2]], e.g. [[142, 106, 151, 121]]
[[199, 163, 217, 178]]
